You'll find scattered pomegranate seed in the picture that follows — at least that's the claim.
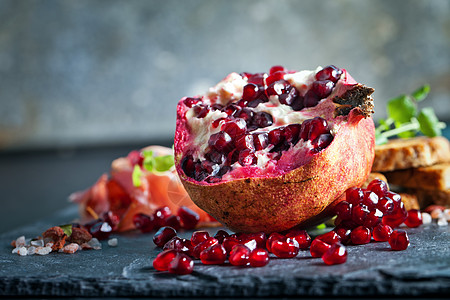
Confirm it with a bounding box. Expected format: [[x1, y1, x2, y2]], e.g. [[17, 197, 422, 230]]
[[200, 244, 227, 265], [153, 206, 172, 228], [249, 248, 269, 267], [153, 249, 178, 271], [164, 215, 182, 231], [367, 179, 389, 197], [266, 233, 285, 252], [89, 221, 112, 240], [404, 209, 423, 228], [271, 237, 299, 258], [372, 223, 393, 242], [153, 227, 177, 248], [168, 253, 194, 275], [178, 206, 200, 230], [350, 226, 371, 245], [213, 230, 230, 243], [316, 230, 341, 245], [284, 228, 311, 250], [310, 239, 331, 258], [222, 236, 240, 255], [229, 244, 250, 266], [192, 237, 219, 258], [191, 231, 210, 246], [163, 237, 193, 256], [322, 243, 347, 265], [389, 230, 410, 251], [133, 213, 155, 233]]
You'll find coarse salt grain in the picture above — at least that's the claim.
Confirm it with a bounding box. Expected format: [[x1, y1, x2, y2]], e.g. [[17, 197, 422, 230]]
[[27, 246, 36, 255], [62, 243, 80, 254], [421, 212, 432, 225], [12, 247, 19, 254], [108, 238, 118, 247], [437, 217, 448, 226], [443, 209, 450, 221], [45, 242, 54, 248], [431, 209, 443, 219], [31, 239, 44, 247], [18, 247, 28, 256], [36, 246, 52, 255], [16, 236, 26, 247], [88, 238, 102, 250]]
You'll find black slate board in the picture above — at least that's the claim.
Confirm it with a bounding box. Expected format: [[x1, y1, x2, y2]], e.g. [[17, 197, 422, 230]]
[[1, 206, 449, 298]]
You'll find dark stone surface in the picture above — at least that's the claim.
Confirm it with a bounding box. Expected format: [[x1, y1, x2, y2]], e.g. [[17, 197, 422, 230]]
[[1, 206, 449, 297]]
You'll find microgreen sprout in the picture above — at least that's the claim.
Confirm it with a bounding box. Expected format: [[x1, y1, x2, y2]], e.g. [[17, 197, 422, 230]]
[[132, 150, 175, 187], [375, 85, 446, 145]]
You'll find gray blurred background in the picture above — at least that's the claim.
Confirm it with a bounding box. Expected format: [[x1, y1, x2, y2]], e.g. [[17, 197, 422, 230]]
[[0, 0, 449, 233]]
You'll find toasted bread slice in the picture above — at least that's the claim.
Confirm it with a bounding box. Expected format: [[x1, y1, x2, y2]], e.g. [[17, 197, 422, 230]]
[[372, 136, 450, 172], [361, 172, 388, 189], [384, 162, 450, 191], [406, 188, 450, 208], [398, 193, 420, 211]]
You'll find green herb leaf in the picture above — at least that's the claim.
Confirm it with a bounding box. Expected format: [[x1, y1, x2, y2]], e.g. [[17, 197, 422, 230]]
[[132, 165, 143, 187], [153, 155, 175, 172], [387, 95, 417, 123], [412, 84, 430, 102], [417, 107, 441, 137], [316, 223, 326, 230], [60, 224, 73, 237]]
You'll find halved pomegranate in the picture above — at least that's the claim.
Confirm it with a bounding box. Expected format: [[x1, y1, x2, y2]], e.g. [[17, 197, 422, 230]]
[[174, 65, 375, 233]]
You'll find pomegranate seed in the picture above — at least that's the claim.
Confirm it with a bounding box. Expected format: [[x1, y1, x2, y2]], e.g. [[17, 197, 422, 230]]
[[312, 133, 333, 151], [229, 244, 250, 266], [222, 236, 240, 254], [181, 155, 196, 178], [249, 248, 269, 267], [316, 231, 341, 245], [382, 201, 407, 228], [252, 132, 269, 150], [89, 221, 112, 240], [153, 249, 177, 271], [271, 237, 299, 258], [346, 187, 364, 206], [192, 237, 219, 259], [235, 134, 255, 152], [322, 243, 347, 265], [133, 213, 155, 233], [183, 97, 202, 108], [405, 209, 423, 228], [164, 215, 182, 231], [269, 65, 286, 74], [283, 124, 301, 144], [367, 179, 389, 197], [363, 209, 383, 229], [266, 232, 285, 252], [127, 150, 144, 166], [237, 232, 267, 249], [168, 253, 194, 275], [234, 108, 254, 124], [252, 112, 273, 128], [335, 201, 352, 220], [377, 196, 395, 214], [362, 191, 379, 210], [372, 223, 393, 242], [200, 244, 227, 265], [242, 83, 259, 101], [208, 132, 233, 153], [193, 105, 209, 118], [284, 228, 311, 250], [333, 226, 352, 245], [191, 231, 210, 246], [307, 117, 328, 141], [315, 65, 342, 82], [222, 103, 240, 116], [238, 149, 257, 166], [214, 230, 230, 243], [211, 103, 224, 111], [350, 226, 371, 245], [312, 80, 334, 99], [291, 95, 304, 111], [278, 86, 299, 106], [266, 80, 290, 96], [303, 90, 320, 107], [163, 237, 194, 256], [266, 71, 285, 86], [268, 128, 284, 146], [310, 238, 331, 258], [236, 99, 249, 108], [153, 226, 177, 248], [389, 230, 410, 251], [102, 211, 120, 231], [178, 206, 200, 230], [153, 206, 172, 228], [222, 119, 247, 137], [352, 204, 370, 225]]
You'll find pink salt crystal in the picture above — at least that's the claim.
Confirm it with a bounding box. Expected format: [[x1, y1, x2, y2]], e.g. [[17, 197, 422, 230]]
[[62, 243, 79, 254]]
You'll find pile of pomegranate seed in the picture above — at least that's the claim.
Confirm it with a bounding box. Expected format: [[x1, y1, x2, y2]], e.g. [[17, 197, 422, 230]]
[[181, 65, 341, 183], [152, 179, 425, 274], [133, 206, 200, 233]]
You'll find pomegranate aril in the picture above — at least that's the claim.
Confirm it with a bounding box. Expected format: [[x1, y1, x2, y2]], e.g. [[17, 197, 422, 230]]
[[165, 215, 182, 231], [102, 211, 120, 231], [205, 150, 226, 165], [278, 86, 299, 106], [249, 248, 269, 267], [252, 112, 273, 128], [235, 134, 255, 151], [153, 249, 177, 271], [229, 244, 250, 266], [211, 103, 224, 111], [168, 253, 194, 275], [335, 201, 352, 221], [308, 117, 328, 141], [269, 65, 286, 74], [377, 196, 395, 214], [363, 209, 383, 229], [153, 206, 172, 228], [153, 226, 177, 248], [350, 226, 371, 245], [333, 226, 352, 245], [253, 132, 269, 151], [404, 209, 423, 228], [283, 124, 301, 144], [310, 238, 331, 258], [237, 232, 267, 249], [372, 223, 393, 242], [222, 236, 240, 254], [312, 80, 334, 99], [367, 179, 389, 197], [200, 244, 227, 265], [312, 133, 333, 151], [238, 149, 257, 166], [266, 232, 285, 252], [322, 243, 347, 265], [266, 71, 285, 86], [181, 155, 196, 178], [271, 238, 299, 258], [346, 187, 364, 206], [221, 118, 247, 137], [315, 65, 342, 82], [291, 95, 304, 111], [214, 230, 229, 243], [234, 108, 254, 124], [385, 191, 402, 203], [191, 231, 210, 246], [183, 97, 202, 108], [222, 103, 239, 116], [193, 105, 209, 118], [247, 97, 266, 108], [178, 206, 200, 230], [352, 204, 370, 225], [208, 132, 233, 153], [382, 201, 407, 228], [247, 73, 266, 86], [266, 80, 290, 96], [284, 228, 311, 250], [316, 230, 341, 245], [268, 128, 284, 146], [303, 90, 320, 108], [163, 237, 194, 256], [89, 221, 112, 240], [389, 230, 410, 251], [133, 213, 155, 233], [192, 237, 219, 258], [362, 191, 379, 210], [242, 83, 259, 101]]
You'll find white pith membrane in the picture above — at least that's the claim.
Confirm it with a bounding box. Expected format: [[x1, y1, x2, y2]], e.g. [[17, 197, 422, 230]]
[[182, 67, 352, 182]]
